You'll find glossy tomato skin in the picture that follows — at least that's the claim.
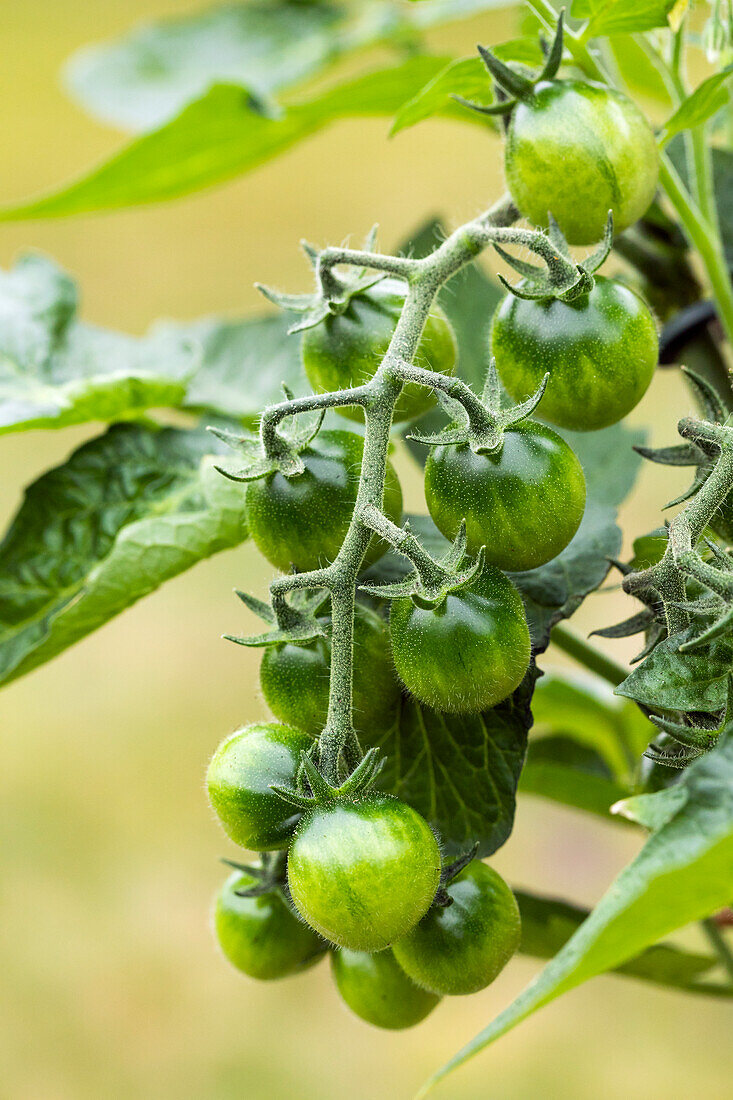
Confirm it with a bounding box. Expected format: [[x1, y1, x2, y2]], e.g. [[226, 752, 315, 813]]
[[331, 948, 440, 1029], [215, 871, 326, 980], [389, 566, 530, 713], [393, 862, 521, 995], [505, 80, 658, 245], [206, 722, 312, 850], [424, 423, 586, 572], [287, 795, 441, 952], [246, 429, 402, 572], [260, 603, 400, 738], [491, 277, 658, 431], [301, 278, 457, 424]]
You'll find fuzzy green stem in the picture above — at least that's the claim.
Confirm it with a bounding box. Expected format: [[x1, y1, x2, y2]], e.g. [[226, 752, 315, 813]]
[[550, 623, 629, 686]]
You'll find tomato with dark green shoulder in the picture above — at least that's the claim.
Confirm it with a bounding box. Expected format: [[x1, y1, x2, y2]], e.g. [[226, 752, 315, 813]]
[[424, 424, 585, 571], [301, 278, 457, 424], [389, 566, 530, 713], [393, 861, 521, 995], [331, 948, 440, 1028], [491, 277, 658, 431], [214, 870, 326, 980], [246, 429, 402, 572], [287, 795, 441, 951], [206, 722, 312, 850], [260, 602, 400, 738], [505, 79, 658, 245]]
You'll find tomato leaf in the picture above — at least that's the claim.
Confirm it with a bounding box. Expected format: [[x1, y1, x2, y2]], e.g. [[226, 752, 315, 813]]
[[423, 733, 733, 1094], [519, 736, 633, 820], [369, 665, 539, 858], [65, 0, 510, 132], [516, 889, 725, 993], [0, 254, 195, 434], [616, 628, 733, 712], [660, 66, 733, 145], [0, 58, 451, 220], [573, 0, 678, 36], [0, 423, 247, 687]]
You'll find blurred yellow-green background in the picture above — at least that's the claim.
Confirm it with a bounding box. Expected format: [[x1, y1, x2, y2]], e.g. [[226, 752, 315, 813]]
[[0, 3, 729, 1098]]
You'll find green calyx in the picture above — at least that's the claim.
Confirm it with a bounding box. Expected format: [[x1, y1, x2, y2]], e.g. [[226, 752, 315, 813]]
[[257, 226, 385, 335], [222, 851, 287, 899], [432, 845, 479, 908], [497, 211, 614, 303], [455, 10, 565, 119], [408, 358, 548, 456], [360, 518, 484, 610], [224, 588, 328, 648], [209, 386, 324, 479], [270, 747, 385, 811]]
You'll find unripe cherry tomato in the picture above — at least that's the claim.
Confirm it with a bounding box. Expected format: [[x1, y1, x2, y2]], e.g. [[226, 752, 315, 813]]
[[331, 947, 440, 1028]]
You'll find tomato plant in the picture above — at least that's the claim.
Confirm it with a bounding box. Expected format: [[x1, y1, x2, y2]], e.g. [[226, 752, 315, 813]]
[[3, 2, 733, 1096], [331, 947, 440, 1029]]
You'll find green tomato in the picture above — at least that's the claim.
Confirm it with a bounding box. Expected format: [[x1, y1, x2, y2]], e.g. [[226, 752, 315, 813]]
[[301, 278, 457, 424], [393, 861, 521, 996], [505, 79, 658, 245], [260, 603, 400, 738], [491, 277, 658, 431], [288, 795, 441, 951], [214, 871, 326, 980], [206, 722, 312, 850], [331, 948, 440, 1029], [389, 566, 530, 713], [246, 429, 403, 573], [424, 423, 586, 572]]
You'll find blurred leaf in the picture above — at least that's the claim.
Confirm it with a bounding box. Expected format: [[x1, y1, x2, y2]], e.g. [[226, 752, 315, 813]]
[[369, 666, 538, 858], [573, 0, 677, 35], [608, 34, 672, 104], [616, 628, 733, 711], [424, 734, 733, 1093], [0, 423, 247, 687], [65, 0, 513, 132], [0, 254, 195, 434], [510, 422, 645, 650], [168, 312, 309, 423], [519, 736, 633, 819], [516, 889, 724, 992], [0, 58, 449, 221], [391, 39, 543, 135], [713, 147, 733, 270], [660, 67, 733, 145]]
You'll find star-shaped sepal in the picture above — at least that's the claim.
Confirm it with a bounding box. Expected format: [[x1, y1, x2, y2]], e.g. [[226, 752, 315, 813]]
[[496, 211, 613, 303], [256, 227, 385, 335], [224, 589, 329, 648], [208, 386, 324, 481]]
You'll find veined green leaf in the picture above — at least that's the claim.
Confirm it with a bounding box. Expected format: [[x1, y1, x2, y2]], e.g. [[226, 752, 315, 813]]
[[0, 58, 451, 221], [573, 0, 677, 36], [660, 66, 733, 145], [516, 889, 724, 992], [0, 423, 248, 687], [65, 0, 512, 132], [616, 628, 733, 712], [422, 734, 733, 1095], [0, 254, 195, 434]]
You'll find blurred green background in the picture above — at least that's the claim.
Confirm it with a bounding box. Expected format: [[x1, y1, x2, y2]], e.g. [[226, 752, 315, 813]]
[[0, 3, 729, 1098]]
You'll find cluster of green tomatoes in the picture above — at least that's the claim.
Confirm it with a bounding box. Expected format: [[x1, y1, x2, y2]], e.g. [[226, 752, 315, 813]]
[[205, 25, 661, 1029]]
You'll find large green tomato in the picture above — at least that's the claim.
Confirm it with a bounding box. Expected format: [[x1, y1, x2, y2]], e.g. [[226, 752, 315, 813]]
[[389, 566, 530, 713], [301, 278, 457, 424], [260, 603, 400, 738], [206, 722, 312, 850], [214, 871, 326, 980], [287, 795, 441, 951], [331, 948, 440, 1029], [505, 80, 658, 245], [246, 429, 402, 572], [491, 277, 658, 431], [393, 861, 521, 995], [424, 423, 586, 572]]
